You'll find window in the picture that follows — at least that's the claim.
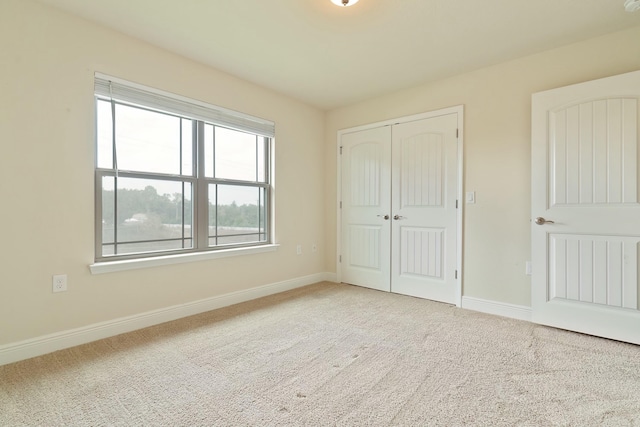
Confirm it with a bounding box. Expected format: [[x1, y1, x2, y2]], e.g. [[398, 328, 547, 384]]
[[94, 74, 273, 262]]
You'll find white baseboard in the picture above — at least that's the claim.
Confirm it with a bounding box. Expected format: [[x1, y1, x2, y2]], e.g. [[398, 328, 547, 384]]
[[461, 296, 532, 322], [0, 272, 336, 366]]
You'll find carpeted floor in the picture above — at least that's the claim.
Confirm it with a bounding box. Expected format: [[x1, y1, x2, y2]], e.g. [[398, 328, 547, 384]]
[[1, 282, 640, 426]]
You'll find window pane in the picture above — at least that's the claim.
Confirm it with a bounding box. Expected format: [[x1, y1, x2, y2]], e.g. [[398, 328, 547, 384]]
[[215, 127, 257, 182], [207, 184, 217, 240], [114, 240, 192, 256], [115, 104, 182, 175], [102, 176, 115, 244], [181, 118, 194, 176], [204, 124, 214, 178], [101, 177, 193, 257], [213, 234, 263, 246], [102, 244, 115, 257], [257, 137, 267, 183], [208, 184, 267, 246], [96, 99, 113, 169]]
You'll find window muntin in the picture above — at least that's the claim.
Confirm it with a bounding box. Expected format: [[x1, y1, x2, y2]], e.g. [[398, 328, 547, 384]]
[[95, 82, 272, 262]]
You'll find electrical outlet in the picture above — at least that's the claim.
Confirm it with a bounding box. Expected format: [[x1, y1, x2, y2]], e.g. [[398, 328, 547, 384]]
[[296, 244, 302, 255], [52, 274, 67, 292]]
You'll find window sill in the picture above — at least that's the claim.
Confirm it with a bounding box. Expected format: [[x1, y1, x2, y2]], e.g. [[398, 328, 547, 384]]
[[89, 244, 280, 275]]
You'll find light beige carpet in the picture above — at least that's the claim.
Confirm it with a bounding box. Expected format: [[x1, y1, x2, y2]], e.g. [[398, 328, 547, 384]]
[[1, 282, 640, 426]]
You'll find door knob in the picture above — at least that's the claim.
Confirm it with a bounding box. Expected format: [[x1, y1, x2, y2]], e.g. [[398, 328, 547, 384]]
[[534, 217, 554, 225], [393, 215, 404, 220], [377, 214, 390, 220]]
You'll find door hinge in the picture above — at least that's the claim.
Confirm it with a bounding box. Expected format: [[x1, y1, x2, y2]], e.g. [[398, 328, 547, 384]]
[[456, 128, 459, 138], [456, 200, 458, 209], [340, 201, 342, 208], [340, 146, 343, 155], [455, 270, 458, 279], [339, 255, 342, 263]]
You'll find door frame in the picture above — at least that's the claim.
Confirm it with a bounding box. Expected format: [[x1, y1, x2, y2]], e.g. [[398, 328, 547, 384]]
[[336, 105, 464, 307]]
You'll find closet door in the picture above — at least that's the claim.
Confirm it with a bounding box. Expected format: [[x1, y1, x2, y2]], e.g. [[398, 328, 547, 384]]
[[340, 125, 392, 292], [390, 114, 459, 303]]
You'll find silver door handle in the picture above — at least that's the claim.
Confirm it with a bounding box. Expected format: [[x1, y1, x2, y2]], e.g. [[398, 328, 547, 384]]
[[393, 215, 405, 220], [377, 214, 390, 220], [534, 217, 554, 225]]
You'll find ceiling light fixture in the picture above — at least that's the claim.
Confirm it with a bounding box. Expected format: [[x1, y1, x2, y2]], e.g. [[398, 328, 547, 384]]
[[331, 0, 359, 7], [625, 0, 640, 12]]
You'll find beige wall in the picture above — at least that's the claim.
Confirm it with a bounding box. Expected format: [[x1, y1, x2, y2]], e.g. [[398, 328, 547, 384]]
[[325, 25, 640, 307], [0, 0, 326, 345]]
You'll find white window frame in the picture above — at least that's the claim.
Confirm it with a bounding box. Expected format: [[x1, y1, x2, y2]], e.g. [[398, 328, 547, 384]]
[[91, 74, 276, 273]]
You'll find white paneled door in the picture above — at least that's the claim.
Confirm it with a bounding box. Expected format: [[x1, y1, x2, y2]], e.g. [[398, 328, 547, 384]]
[[391, 115, 459, 303], [532, 70, 640, 344], [340, 110, 460, 304], [340, 126, 392, 292]]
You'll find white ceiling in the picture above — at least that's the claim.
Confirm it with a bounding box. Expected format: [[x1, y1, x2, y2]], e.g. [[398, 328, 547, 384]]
[[37, 0, 639, 110]]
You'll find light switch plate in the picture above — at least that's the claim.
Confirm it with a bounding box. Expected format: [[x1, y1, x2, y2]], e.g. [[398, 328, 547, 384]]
[[466, 191, 476, 204]]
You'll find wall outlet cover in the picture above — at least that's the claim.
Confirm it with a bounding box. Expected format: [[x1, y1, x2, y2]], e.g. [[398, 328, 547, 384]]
[[53, 274, 68, 292]]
